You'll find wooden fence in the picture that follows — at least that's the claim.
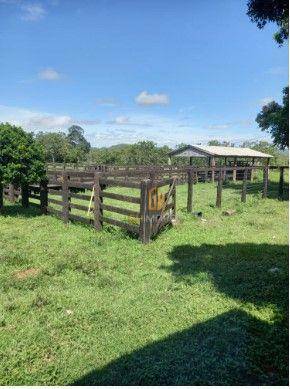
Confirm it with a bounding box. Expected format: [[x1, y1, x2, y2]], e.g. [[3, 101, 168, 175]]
[[1, 165, 288, 243]]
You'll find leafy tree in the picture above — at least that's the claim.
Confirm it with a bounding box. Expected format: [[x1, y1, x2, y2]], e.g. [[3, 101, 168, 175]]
[[127, 141, 170, 165], [0, 122, 45, 185], [247, 0, 289, 45], [67, 125, 91, 162], [35, 131, 70, 162], [88, 141, 171, 166], [241, 140, 288, 165], [256, 87, 289, 150]]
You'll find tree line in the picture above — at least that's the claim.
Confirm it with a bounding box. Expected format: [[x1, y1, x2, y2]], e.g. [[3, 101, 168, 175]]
[[35, 125, 288, 166]]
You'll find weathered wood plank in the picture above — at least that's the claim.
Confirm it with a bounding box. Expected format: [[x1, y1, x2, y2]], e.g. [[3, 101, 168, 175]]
[[100, 178, 140, 188], [48, 189, 63, 196], [69, 192, 91, 201], [70, 202, 88, 211], [100, 191, 140, 204], [139, 179, 150, 243], [101, 203, 140, 218], [48, 197, 64, 206], [216, 169, 223, 208]]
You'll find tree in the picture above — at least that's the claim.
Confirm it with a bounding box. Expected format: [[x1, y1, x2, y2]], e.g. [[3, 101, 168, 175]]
[[67, 125, 91, 162], [256, 87, 289, 150], [247, 0, 289, 45], [127, 141, 170, 165], [0, 122, 45, 185], [241, 140, 288, 165], [35, 131, 70, 162]]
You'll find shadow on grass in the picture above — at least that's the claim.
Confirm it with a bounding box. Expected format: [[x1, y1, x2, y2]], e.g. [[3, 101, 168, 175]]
[[73, 308, 287, 385], [166, 243, 288, 310], [73, 243, 288, 385], [1, 203, 41, 218], [223, 179, 289, 201]]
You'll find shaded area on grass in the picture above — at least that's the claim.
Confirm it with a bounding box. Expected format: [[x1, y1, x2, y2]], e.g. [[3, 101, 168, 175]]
[[73, 309, 287, 385], [0, 202, 41, 218], [73, 243, 288, 386], [166, 243, 288, 310], [223, 178, 289, 201]]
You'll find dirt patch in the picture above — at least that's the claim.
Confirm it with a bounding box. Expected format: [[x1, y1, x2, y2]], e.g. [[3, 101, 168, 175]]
[[14, 268, 41, 280]]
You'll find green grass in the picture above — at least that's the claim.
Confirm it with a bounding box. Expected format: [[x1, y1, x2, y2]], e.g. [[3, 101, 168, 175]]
[[0, 171, 288, 385]]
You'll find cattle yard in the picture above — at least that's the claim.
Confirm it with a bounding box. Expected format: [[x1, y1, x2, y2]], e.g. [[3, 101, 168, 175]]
[[2, 164, 288, 243]]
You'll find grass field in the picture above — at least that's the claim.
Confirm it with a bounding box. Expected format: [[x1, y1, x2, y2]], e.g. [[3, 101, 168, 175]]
[[0, 172, 288, 385]]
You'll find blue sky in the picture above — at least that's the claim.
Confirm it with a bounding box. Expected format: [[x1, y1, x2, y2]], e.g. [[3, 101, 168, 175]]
[[0, 0, 288, 147]]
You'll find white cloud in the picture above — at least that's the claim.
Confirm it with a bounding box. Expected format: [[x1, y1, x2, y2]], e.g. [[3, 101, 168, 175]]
[[38, 68, 61, 80], [106, 115, 153, 127], [135, 91, 169, 106], [259, 97, 274, 106], [0, 105, 99, 130], [21, 3, 46, 21], [27, 114, 73, 128], [95, 98, 118, 107]]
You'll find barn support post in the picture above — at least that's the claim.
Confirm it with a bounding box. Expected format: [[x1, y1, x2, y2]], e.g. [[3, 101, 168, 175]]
[[93, 172, 102, 230], [262, 166, 269, 199], [223, 158, 227, 180], [216, 169, 223, 208], [233, 157, 237, 182], [210, 157, 215, 183], [0, 182, 3, 213], [187, 168, 194, 213], [21, 183, 29, 208], [139, 179, 150, 244], [40, 179, 48, 214], [241, 168, 248, 203], [8, 183, 15, 203], [62, 171, 70, 224], [250, 158, 255, 181], [278, 167, 284, 200]]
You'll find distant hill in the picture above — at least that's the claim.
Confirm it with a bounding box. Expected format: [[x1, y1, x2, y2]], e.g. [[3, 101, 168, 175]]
[[91, 143, 131, 151]]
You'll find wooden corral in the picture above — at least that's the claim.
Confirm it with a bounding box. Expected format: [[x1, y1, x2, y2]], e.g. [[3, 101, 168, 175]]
[[1, 164, 288, 243]]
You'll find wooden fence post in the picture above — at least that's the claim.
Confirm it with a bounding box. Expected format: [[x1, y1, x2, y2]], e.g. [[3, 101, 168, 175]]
[[216, 169, 222, 208], [21, 183, 29, 208], [139, 179, 150, 244], [262, 166, 269, 199], [278, 167, 284, 200], [93, 172, 102, 230], [8, 184, 15, 203], [187, 168, 194, 213], [0, 182, 3, 213], [62, 172, 70, 224], [40, 179, 48, 214], [172, 179, 177, 220], [241, 168, 247, 203]]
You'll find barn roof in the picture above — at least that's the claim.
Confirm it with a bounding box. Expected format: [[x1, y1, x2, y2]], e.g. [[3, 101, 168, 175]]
[[169, 145, 273, 158]]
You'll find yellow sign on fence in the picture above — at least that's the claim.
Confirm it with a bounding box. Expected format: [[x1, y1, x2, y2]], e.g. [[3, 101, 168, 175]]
[[148, 187, 166, 212]]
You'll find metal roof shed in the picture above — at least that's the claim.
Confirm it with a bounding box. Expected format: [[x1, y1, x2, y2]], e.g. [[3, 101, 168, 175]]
[[168, 145, 272, 166]]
